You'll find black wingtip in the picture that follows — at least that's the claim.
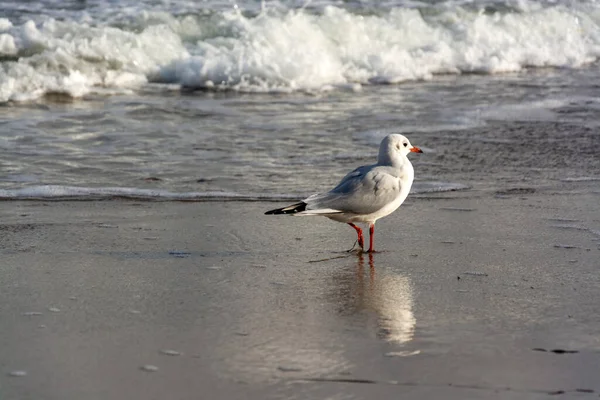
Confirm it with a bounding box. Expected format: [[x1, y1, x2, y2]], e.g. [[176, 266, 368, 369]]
[[265, 202, 307, 215]]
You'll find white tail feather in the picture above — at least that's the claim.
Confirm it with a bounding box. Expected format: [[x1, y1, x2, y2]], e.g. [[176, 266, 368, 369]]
[[295, 208, 342, 216]]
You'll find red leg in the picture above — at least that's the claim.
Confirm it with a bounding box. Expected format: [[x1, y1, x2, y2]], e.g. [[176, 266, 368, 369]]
[[367, 223, 375, 253], [348, 223, 364, 249]]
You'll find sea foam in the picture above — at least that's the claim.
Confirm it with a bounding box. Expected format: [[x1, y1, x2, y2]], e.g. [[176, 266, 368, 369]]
[[0, 19, 188, 102], [160, 5, 600, 90], [0, 182, 468, 201], [1, 2, 600, 101]]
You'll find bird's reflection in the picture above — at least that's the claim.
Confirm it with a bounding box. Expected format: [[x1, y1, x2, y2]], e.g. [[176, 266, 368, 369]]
[[213, 252, 417, 383], [333, 252, 416, 344]]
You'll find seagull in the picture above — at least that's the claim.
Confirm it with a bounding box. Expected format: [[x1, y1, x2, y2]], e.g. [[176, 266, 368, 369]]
[[265, 134, 422, 253]]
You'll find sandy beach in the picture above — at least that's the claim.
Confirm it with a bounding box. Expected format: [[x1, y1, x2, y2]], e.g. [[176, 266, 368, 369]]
[[1, 187, 598, 400], [3, 0, 600, 398]]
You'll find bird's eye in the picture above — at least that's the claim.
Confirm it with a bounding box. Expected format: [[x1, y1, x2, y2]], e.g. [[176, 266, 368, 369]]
[[403, 142, 408, 147]]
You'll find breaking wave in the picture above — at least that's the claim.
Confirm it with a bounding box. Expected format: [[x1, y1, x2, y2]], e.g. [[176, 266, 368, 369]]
[[0, 182, 470, 201], [2, 1, 600, 101]]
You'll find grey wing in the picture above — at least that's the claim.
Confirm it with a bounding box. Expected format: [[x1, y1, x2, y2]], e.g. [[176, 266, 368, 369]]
[[304, 166, 401, 215]]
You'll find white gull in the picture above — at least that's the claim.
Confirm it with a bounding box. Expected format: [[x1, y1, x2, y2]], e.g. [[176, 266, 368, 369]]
[[265, 134, 422, 253]]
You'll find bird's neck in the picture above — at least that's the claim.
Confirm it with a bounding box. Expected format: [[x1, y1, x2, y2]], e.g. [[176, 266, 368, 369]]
[[378, 152, 410, 170]]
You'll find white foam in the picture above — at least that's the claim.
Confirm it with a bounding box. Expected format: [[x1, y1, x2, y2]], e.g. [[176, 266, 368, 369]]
[[0, 185, 301, 201], [159, 4, 600, 92], [0, 34, 16, 55], [1, 19, 189, 102], [2, 2, 600, 99], [0, 18, 12, 32], [0, 183, 467, 201]]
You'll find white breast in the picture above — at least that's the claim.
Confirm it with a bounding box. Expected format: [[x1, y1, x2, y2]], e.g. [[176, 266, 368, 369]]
[[343, 161, 414, 224]]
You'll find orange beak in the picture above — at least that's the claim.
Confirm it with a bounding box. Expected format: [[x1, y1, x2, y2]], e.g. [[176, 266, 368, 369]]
[[410, 146, 423, 153]]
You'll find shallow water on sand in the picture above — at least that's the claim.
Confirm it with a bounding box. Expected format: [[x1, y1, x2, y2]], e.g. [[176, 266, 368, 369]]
[[1, 0, 600, 200], [1, 67, 599, 201]]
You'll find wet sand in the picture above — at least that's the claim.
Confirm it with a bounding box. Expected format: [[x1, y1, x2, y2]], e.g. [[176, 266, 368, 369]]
[[0, 189, 599, 400]]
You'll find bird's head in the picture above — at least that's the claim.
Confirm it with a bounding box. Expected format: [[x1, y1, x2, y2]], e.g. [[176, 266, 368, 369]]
[[379, 134, 422, 165]]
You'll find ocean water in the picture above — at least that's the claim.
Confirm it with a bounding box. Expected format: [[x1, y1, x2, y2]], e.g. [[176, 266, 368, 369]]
[[0, 0, 599, 200]]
